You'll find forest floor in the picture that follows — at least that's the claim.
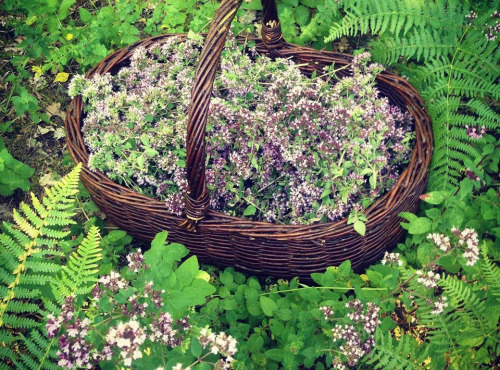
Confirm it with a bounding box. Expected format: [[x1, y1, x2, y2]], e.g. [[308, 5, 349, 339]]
[[0, 18, 71, 222]]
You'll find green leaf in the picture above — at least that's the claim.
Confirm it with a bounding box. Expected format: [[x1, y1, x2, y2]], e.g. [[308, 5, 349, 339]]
[[399, 212, 418, 222], [300, 0, 323, 8], [269, 319, 284, 336], [459, 178, 474, 199], [243, 204, 257, 216], [241, 0, 262, 10], [106, 230, 127, 242], [338, 260, 351, 277], [417, 243, 434, 265], [175, 256, 199, 288], [436, 254, 461, 274], [408, 217, 431, 235], [419, 191, 449, 205], [295, 5, 310, 26], [58, 0, 76, 19], [265, 349, 283, 362], [259, 296, 277, 316], [354, 220, 366, 236], [380, 316, 397, 330], [79, 7, 92, 23], [191, 338, 202, 358], [247, 333, 264, 353]]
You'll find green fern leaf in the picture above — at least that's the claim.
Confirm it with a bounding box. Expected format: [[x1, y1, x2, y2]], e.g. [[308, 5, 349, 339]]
[[0, 164, 82, 368], [364, 329, 429, 369], [51, 226, 102, 304]]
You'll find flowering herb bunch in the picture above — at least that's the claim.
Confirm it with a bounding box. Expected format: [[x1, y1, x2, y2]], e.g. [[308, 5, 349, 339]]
[[46, 232, 236, 370], [69, 33, 414, 227]]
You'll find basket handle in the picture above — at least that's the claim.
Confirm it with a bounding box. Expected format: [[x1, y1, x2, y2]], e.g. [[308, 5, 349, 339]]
[[181, 0, 284, 230]]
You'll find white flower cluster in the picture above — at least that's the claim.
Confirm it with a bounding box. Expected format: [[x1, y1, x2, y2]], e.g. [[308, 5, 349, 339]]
[[416, 270, 440, 289], [105, 319, 146, 366], [431, 296, 449, 315], [452, 227, 480, 266], [381, 251, 403, 266], [171, 364, 190, 370], [319, 306, 334, 320], [427, 233, 451, 252], [198, 327, 238, 369], [98, 271, 128, 292]]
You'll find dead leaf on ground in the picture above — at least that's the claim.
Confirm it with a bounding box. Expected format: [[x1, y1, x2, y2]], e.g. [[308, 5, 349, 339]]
[[46, 102, 66, 119], [36, 125, 54, 137], [39, 172, 58, 187], [53, 127, 66, 140]]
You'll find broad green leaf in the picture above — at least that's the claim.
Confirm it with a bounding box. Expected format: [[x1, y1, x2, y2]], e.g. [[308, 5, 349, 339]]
[[260, 296, 277, 316], [247, 333, 264, 352], [243, 204, 257, 216], [58, 0, 76, 19], [79, 7, 92, 23], [408, 217, 431, 235], [354, 220, 366, 236], [295, 5, 310, 26], [265, 349, 283, 362], [419, 191, 449, 205]]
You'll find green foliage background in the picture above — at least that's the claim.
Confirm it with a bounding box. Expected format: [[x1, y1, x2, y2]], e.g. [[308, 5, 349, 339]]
[[0, 0, 499, 369]]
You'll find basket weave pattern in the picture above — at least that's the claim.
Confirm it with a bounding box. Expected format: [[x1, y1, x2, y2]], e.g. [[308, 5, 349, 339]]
[[66, 0, 433, 279]]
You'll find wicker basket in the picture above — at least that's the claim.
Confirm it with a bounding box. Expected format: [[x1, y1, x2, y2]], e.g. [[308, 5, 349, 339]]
[[65, 0, 433, 279]]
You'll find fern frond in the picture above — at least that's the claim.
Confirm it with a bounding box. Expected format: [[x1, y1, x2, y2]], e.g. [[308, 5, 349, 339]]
[[51, 226, 102, 304], [327, 0, 463, 43], [480, 243, 500, 291], [467, 99, 500, 127], [15, 330, 59, 370], [4, 300, 40, 314], [416, 305, 465, 365], [24, 260, 61, 274], [0, 164, 81, 329], [371, 28, 456, 64], [327, 0, 499, 189], [1, 314, 39, 329], [364, 330, 428, 369], [439, 275, 489, 339], [10, 287, 41, 300], [0, 330, 16, 367]]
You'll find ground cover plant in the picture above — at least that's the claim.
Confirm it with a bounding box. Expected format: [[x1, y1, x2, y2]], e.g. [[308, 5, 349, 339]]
[[0, 0, 499, 369], [71, 34, 413, 227]]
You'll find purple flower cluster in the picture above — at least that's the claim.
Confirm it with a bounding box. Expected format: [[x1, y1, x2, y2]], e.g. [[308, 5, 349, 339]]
[[426, 227, 480, 267], [46, 253, 192, 368], [345, 299, 381, 334], [46, 297, 92, 369], [324, 299, 381, 368], [486, 10, 499, 41], [127, 248, 148, 273], [105, 319, 146, 366], [431, 296, 449, 315], [319, 305, 334, 320], [380, 251, 403, 266], [416, 270, 440, 289], [72, 34, 413, 224], [466, 124, 486, 139], [331, 324, 375, 367], [427, 233, 451, 252], [198, 327, 238, 369], [451, 227, 480, 266]]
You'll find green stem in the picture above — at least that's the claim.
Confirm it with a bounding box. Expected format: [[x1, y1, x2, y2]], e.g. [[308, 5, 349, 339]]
[[259, 285, 387, 296]]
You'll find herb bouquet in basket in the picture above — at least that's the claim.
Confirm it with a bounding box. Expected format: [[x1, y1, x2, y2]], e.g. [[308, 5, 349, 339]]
[[66, 0, 432, 279]]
